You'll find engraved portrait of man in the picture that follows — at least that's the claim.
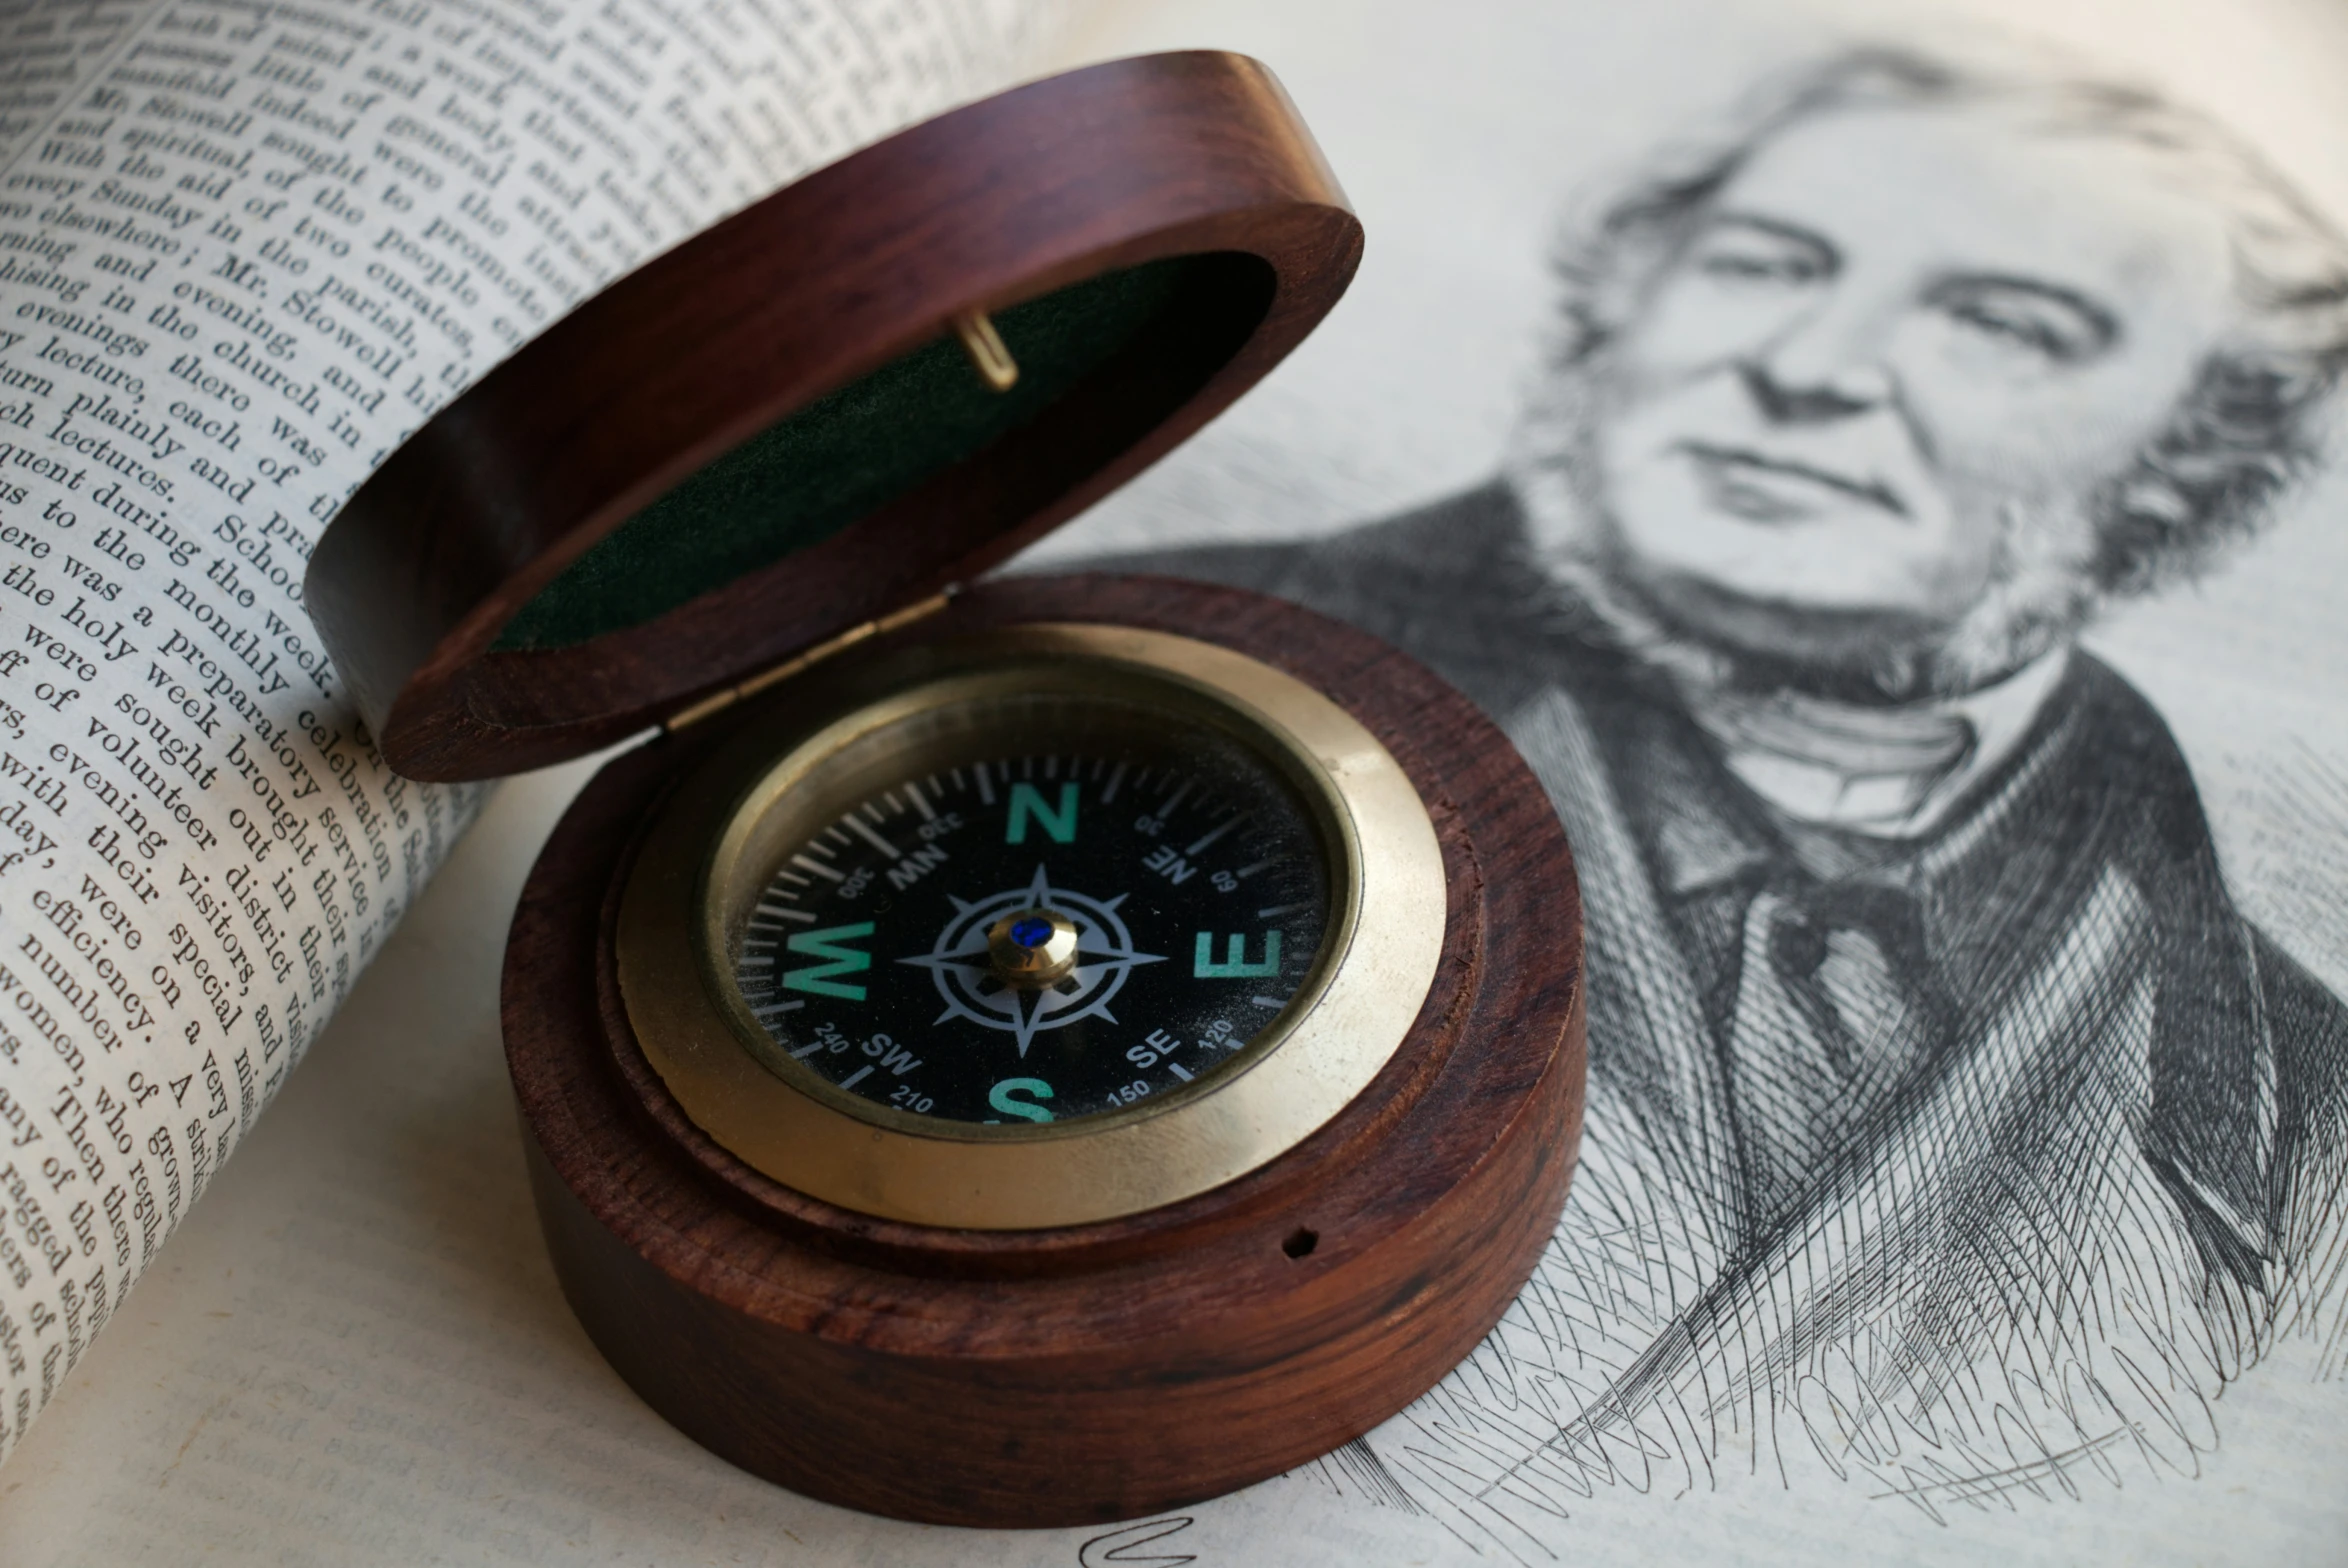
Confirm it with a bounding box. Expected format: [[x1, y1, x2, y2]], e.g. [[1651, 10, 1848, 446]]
[[1116, 47, 2348, 1533]]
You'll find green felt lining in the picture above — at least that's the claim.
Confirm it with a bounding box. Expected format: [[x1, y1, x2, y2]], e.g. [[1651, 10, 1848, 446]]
[[494, 256, 1214, 652]]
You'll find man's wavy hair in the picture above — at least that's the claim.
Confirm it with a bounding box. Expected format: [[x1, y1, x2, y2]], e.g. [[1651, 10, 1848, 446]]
[[1512, 45, 2348, 687]]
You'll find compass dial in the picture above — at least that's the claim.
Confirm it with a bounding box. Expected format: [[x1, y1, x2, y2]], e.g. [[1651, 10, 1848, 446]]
[[620, 625, 1446, 1228], [727, 701, 1333, 1128]]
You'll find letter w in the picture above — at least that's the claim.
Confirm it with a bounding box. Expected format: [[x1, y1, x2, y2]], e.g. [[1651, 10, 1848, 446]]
[[781, 923, 875, 1001]]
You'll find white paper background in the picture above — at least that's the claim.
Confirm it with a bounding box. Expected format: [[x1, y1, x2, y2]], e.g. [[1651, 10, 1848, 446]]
[[3, 1, 2343, 1563]]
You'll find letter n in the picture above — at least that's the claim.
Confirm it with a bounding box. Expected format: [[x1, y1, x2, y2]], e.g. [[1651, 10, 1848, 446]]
[[1004, 782, 1077, 845]]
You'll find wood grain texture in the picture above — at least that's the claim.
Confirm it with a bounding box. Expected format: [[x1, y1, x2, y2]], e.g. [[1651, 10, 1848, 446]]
[[502, 576, 1588, 1527], [305, 52, 1361, 781]]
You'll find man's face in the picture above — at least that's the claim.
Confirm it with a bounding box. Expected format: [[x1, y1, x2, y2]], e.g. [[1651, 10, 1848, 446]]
[[1585, 104, 2236, 678]]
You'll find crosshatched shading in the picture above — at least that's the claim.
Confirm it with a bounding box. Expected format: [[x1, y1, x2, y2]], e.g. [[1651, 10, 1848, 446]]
[[1114, 41, 2348, 1552]]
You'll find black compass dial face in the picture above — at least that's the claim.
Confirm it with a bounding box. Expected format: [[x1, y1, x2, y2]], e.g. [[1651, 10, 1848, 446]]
[[726, 696, 1335, 1129]]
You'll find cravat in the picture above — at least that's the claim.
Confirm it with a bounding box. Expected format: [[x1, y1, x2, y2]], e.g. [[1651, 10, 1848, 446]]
[[1679, 683, 1979, 832], [1722, 876, 1944, 1225]]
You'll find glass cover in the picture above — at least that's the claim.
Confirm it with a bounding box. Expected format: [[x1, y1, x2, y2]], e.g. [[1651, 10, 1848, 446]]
[[726, 693, 1334, 1128]]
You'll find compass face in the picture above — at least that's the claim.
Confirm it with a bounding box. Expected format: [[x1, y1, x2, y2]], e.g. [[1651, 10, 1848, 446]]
[[620, 626, 1447, 1228], [726, 695, 1335, 1129]]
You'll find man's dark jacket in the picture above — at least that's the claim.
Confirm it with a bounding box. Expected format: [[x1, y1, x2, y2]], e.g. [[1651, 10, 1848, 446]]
[[1100, 484, 2348, 1513]]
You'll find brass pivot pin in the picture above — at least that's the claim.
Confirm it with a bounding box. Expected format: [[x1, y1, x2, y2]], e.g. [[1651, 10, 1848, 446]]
[[952, 309, 1020, 393], [988, 908, 1079, 989]]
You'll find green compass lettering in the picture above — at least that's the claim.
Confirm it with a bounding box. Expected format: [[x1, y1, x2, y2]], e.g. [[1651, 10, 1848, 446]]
[[781, 923, 876, 999], [729, 712, 1333, 1127], [1005, 781, 1079, 844], [1194, 931, 1282, 978]]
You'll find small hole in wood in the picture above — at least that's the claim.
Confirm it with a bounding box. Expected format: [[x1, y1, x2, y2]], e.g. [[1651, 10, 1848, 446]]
[[1282, 1227, 1319, 1259]]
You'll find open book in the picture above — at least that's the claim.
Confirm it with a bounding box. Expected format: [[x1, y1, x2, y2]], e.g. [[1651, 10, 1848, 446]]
[[0, 0, 1059, 1465], [3, 0, 2345, 1562]]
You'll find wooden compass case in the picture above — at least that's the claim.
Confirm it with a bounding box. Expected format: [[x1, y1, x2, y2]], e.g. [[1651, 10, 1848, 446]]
[[304, 53, 1588, 1529]]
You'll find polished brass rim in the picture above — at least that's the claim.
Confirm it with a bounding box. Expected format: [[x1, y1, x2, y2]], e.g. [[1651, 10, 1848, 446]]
[[615, 623, 1445, 1229]]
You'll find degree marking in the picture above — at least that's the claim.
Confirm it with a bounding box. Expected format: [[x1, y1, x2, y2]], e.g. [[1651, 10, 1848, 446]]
[[1184, 814, 1243, 857], [1100, 761, 1128, 804], [791, 853, 845, 883], [839, 1065, 874, 1091], [845, 815, 901, 860]]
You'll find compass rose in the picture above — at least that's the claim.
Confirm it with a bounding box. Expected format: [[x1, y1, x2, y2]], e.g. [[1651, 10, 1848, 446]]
[[899, 865, 1165, 1058]]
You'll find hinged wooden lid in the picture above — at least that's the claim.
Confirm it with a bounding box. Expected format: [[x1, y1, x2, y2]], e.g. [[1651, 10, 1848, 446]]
[[303, 52, 1361, 781]]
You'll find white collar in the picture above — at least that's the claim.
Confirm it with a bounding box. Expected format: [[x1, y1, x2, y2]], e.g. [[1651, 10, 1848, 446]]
[[1678, 648, 2073, 839]]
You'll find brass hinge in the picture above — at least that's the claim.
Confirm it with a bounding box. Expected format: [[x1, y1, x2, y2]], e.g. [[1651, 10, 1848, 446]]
[[663, 589, 956, 733]]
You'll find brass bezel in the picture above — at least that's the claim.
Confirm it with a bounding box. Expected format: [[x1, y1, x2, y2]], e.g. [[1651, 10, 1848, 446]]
[[615, 623, 1445, 1229]]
